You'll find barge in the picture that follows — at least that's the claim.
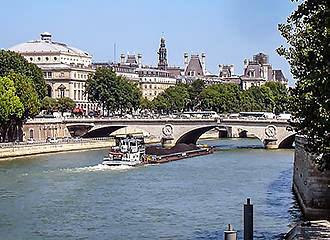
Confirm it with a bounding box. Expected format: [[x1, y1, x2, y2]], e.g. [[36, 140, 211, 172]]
[[102, 135, 214, 167]]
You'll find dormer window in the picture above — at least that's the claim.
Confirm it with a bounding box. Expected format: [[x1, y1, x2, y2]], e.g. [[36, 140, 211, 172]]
[[248, 71, 255, 78]]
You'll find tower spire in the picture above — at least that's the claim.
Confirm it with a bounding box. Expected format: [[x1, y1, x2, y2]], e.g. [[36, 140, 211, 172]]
[[157, 37, 168, 70]]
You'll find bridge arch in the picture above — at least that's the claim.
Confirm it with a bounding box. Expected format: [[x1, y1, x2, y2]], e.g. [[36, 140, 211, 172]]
[[278, 133, 296, 148], [176, 126, 217, 145], [82, 125, 152, 139]]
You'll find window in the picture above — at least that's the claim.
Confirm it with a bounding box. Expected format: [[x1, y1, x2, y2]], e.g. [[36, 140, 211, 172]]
[[43, 72, 47, 78], [54, 57, 57, 61], [78, 90, 81, 100], [30, 57, 33, 61], [46, 57, 49, 61], [37, 57, 41, 61], [47, 72, 52, 78], [60, 88, 65, 98], [29, 129, 34, 139], [74, 90, 77, 100]]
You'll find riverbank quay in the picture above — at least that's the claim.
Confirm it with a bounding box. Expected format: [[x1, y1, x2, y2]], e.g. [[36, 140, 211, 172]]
[[293, 136, 330, 220], [0, 138, 115, 160], [285, 220, 330, 239]]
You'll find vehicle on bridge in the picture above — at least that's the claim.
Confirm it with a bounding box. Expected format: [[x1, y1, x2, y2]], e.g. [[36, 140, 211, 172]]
[[239, 112, 275, 119], [178, 111, 220, 119]]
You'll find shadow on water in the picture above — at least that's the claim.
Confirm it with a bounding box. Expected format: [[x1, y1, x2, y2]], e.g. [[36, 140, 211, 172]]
[[265, 168, 302, 222]]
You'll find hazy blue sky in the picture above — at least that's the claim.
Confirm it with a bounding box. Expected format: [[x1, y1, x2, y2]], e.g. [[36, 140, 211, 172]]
[[1, 0, 299, 85]]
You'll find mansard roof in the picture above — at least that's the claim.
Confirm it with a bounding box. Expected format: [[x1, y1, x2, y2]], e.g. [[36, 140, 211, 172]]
[[185, 55, 203, 76]]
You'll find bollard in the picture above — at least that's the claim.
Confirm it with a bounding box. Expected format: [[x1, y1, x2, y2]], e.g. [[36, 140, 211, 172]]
[[244, 198, 253, 240], [224, 224, 237, 240]]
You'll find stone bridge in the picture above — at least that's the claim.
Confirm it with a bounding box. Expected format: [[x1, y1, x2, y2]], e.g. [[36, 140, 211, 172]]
[[60, 118, 295, 149]]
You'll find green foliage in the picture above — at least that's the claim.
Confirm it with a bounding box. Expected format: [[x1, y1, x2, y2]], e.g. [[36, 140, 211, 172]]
[[187, 79, 205, 110], [0, 50, 47, 100], [277, 0, 329, 169], [152, 81, 289, 114], [0, 76, 24, 122], [152, 84, 189, 113], [200, 83, 241, 113], [0, 76, 24, 142], [6, 72, 41, 119], [57, 97, 76, 113], [85, 67, 142, 113], [263, 81, 289, 114], [42, 96, 58, 113], [140, 97, 153, 110]]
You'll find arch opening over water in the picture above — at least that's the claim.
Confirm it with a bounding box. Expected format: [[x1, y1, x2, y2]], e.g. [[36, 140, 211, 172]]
[[278, 133, 296, 149], [176, 126, 217, 145]]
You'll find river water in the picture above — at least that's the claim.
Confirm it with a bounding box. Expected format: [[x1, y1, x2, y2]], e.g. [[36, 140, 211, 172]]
[[0, 138, 301, 240]]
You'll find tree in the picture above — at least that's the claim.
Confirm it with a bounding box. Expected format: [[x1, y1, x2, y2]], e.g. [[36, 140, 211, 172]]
[[5, 72, 41, 141], [153, 84, 189, 113], [140, 97, 153, 110], [200, 83, 241, 113], [85, 67, 118, 115], [85, 67, 142, 115], [0, 76, 24, 142], [187, 79, 205, 110], [277, 0, 329, 169], [42, 96, 58, 114], [263, 81, 289, 114], [57, 97, 75, 114], [0, 50, 47, 100], [7, 72, 41, 118]]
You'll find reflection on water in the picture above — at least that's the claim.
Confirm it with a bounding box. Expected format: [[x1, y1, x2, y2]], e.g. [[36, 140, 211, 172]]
[[0, 138, 300, 240]]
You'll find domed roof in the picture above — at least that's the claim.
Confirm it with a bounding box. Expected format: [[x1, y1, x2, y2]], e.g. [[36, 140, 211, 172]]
[[9, 32, 91, 57]]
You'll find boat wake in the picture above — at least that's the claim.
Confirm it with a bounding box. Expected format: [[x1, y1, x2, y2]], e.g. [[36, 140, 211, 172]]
[[61, 164, 133, 173]]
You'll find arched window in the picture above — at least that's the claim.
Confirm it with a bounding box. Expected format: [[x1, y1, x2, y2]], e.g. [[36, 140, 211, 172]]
[[29, 129, 34, 139], [47, 85, 52, 97]]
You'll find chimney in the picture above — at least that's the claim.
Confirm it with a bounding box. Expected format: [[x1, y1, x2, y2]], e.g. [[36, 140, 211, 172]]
[[219, 64, 224, 77], [230, 64, 235, 76], [201, 53, 206, 74], [184, 53, 189, 70], [137, 54, 142, 68], [40, 32, 52, 42], [120, 54, 125, 64]]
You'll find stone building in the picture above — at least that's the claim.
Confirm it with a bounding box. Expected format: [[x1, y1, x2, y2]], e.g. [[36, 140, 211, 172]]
[[94, 38, 177, 101], [240, 52, 288, 90], [9, 32, 97, 114]]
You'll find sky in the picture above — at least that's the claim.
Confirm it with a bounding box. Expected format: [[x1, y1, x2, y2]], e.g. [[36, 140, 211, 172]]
[[1, 0, 299, 86]]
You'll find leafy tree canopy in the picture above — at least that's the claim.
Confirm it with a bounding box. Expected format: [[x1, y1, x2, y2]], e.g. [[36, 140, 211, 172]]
[[57, 97, 76, 113], [6, 72, 41, 119], [277, 0, 329, 169], [0, 50, 47, 100], [85, 67, 142, 114]]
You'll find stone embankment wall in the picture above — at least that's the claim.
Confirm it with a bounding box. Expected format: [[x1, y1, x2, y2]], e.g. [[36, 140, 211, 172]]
[[0, 140, 115, 160], [293, 136, 330, 220]]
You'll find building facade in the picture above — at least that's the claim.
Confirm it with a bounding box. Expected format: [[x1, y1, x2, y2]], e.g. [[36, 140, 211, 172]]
[[240, 52, 288, 90], [94, 38, 177, 101], [9, 32, 97, 114]]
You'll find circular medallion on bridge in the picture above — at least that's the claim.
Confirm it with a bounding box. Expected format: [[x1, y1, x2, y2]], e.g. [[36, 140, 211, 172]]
[[162, 124, 173, 136], [265, 125, 277, 138]]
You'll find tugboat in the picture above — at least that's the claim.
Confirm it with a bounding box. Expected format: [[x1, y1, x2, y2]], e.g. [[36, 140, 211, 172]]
[[102, 135, 145, 167]]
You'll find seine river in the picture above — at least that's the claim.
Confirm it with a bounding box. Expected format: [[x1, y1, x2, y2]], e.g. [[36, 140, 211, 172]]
[[0, 138, 302, 240]]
